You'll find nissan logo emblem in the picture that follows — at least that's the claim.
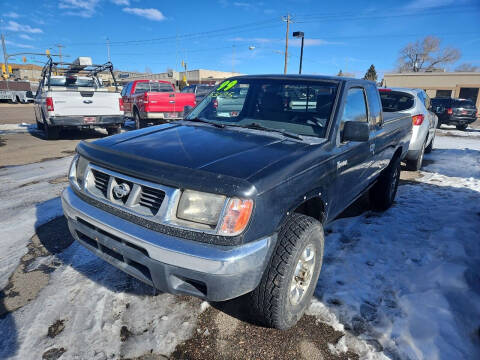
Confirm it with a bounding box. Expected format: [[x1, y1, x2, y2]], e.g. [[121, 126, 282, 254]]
[[113, 183, 131, 199]]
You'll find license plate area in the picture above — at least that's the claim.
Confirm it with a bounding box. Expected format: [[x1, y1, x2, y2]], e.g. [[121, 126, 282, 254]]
[[84, 116, 96, 124], [165, 112, 178, 119]]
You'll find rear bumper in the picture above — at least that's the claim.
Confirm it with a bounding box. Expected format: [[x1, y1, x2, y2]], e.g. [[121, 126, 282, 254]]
[[48, 115, 125, 127], [141, 111, 184, 120], [440, 116, 476, 126], [61, 187, 275, 301]]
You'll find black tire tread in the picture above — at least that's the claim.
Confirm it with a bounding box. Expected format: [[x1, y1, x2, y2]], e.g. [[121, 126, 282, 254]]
[[370, 155, 401, 211], [250, 213, 322, 329]]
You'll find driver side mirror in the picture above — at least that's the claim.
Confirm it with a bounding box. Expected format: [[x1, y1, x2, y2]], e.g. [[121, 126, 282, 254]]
[[342, 121, 370, 142]]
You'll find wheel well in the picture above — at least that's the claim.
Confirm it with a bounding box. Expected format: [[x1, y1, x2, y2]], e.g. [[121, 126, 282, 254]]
[[393, 147, 402, 162], [294, 197, 326, 223]]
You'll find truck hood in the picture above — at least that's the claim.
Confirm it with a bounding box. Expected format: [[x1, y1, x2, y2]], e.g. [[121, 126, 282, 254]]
[[78, 122, 313, 197]]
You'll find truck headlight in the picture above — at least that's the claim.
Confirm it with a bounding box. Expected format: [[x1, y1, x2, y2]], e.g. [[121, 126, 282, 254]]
[[176, 190, 253, 236], [177, 190, 226, 226], [69, 154, 88, 189]]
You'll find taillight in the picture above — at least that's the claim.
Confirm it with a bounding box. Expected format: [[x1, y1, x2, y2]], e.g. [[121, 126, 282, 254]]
[[119, 98, 124, 111], [447, 108, 453, 115], [412, 114, 424, 126], [378, 88, 392, 92], [46, 97, 54, 112], [213, 99, 218, 108]]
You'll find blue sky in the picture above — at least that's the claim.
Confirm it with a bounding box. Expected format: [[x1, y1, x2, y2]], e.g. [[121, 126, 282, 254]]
[[0, 0, 479, 79]]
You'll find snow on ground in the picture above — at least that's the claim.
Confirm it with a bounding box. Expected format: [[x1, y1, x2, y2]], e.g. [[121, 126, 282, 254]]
[[436, 125, 480, 139], [0, 133, 479, 359], [0, 157, 72, 289], [0, 242, 203, 359], [316, 134, 480, 359], [0, 123, 39, 135]]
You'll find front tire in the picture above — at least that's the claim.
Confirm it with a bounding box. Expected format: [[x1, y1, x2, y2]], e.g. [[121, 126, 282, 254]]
[[370, 155, 401, 211], [250, 213, 324, 330], [456, 124, 467, 131]]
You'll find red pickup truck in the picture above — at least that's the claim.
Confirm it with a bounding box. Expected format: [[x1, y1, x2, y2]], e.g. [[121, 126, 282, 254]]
[[121, 80, 196, 129]]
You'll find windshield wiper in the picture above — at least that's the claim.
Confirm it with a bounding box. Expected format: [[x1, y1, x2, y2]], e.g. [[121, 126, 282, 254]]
[[230, 122, 303, 141], [186, 117, 225, 128]]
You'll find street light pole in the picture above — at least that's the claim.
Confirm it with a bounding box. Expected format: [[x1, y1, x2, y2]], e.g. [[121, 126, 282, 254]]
[[293, 31, 304, 74]]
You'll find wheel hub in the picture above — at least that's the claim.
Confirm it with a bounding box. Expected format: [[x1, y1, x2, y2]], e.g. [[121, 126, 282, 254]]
[[289, 244, 316, 306]]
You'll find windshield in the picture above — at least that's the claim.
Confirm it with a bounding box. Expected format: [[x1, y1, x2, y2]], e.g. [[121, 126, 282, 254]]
[[186, 78, 338, 138], [48, 76, 98, 88], [379, 91, 415, 112], [453, 99, 475, 108], [136, 82, 173, 93]]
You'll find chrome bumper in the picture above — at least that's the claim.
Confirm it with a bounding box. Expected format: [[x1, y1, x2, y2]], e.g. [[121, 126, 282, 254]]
[[61, 187, 275, 301]]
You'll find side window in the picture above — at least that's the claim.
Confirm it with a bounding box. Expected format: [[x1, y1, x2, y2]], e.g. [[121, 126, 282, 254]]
[[135, 82, 148, 94], [124, 82, 133, 95], [366, 84, 382, 126], [342, 87, 368, 123]]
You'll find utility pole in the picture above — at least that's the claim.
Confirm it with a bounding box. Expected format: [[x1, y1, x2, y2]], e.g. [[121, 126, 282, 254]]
[[1, 33, 9, 88], [106, 37, 111, 62], [282, 14, 292, 74], [232, 45, 235, 73], [55, 44, 64, 63]]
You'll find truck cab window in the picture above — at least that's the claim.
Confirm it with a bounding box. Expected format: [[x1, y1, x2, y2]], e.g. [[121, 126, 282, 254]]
[[342, 88, 368, 122], [366, 84, 382, 125]]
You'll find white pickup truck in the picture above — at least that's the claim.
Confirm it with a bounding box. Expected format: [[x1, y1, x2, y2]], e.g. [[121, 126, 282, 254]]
[[34, 57, 124, 139]]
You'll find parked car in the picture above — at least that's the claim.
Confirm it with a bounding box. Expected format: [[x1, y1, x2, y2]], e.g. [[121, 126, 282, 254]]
[[181, 84, 215, 103], [431, 97, 478, 130], [122, 80, 196, 129], [62, 75, 411, 330], [34, 57, 125, 140], [379, 88, 437, 170]]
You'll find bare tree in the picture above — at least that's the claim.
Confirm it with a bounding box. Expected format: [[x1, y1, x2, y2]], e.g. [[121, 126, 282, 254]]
[[455, 63, 479, 72], [396, 36, 460, 72], [144, 66, 152, 74]]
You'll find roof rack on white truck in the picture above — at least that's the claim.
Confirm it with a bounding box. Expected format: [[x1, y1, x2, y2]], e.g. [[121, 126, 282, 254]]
[[34, 56, 125, 140]]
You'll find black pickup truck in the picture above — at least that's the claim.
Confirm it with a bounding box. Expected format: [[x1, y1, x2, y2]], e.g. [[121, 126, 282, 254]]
[[62, 75, 411, 329]]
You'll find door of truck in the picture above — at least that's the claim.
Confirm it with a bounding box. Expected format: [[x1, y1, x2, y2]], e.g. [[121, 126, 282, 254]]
[[331, 85, 376, 215], [122, 82, 134, 116]]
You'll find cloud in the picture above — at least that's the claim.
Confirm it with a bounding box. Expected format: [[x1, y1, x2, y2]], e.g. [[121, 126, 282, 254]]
[[4, 11, 20, 18], [5, 21, 43, 34], [59, 0, 100, 17], [233, 2, 253, 9], [122, 8, 166, 21], [19, 34, 34, 40], [404, 0, 469, 10], [110, 0, 129, 5], [5, 40, 35, 49]]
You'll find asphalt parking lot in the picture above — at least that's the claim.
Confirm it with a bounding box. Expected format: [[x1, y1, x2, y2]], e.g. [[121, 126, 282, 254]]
[[1, 104, 480, 359]]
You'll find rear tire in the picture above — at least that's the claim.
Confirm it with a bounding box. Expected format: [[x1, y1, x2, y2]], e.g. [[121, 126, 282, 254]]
[[370, 155, 401, 211], [456, 124, 467, 131], [425, 134, 434, 153], [249, 213, 324, 330], [134, 109, 145, 129], [44, 123, 60, 140], [406, 141, 425, 171], [107, 125, 121, 136]]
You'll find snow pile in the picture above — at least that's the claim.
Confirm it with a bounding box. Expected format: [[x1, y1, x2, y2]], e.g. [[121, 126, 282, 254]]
[[0, 123, 39, 134], [0, 243, 202, 359], [316, 135, 480, 359], [0, 157, 72, 288]]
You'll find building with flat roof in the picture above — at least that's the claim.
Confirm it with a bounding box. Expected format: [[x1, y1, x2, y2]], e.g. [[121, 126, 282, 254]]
[[383, 72, 480, 109]]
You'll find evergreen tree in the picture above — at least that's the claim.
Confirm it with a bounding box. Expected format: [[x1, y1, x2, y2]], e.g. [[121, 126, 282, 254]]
[[336, 69, 343, 77], [363, 64, 377, 81]]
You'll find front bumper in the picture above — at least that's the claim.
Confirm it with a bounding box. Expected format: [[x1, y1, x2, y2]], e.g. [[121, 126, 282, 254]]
[[61, 187, 275, 301], [48, 115, 125, 127]]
